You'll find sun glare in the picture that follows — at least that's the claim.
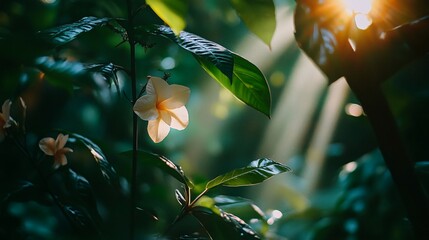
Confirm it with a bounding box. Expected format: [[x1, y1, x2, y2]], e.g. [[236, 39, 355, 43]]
[[343, 0, 372, 14], [342, 0, 374, 30]]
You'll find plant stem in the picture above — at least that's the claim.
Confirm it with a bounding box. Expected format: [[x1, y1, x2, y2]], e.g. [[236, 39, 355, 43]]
[[346, 73, 429, 239], [126, 0, 139, 239]]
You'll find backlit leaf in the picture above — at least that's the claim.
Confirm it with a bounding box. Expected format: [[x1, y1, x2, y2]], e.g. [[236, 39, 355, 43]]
[[231, 0, 276, 48], [294, 0, 355, 84], [197, 53, 271, 117], [146, 0, 187, 35]]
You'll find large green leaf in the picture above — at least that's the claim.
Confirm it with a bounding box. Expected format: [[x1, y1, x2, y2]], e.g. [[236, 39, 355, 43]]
[[122, 150, 193, 188], [191, 206, 261, 239], [149, 25, 271, 116], [146, 0, 187, 35], [69, 133, 117, 184], [151, 25, 234, 80], [197, 53, 271, 117], [38, 16, 111, 46], [205, 158, 290, 190], [231, 0, 276, 48]]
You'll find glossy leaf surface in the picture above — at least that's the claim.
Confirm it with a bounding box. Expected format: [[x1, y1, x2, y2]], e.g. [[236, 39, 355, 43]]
[[152, 25, 233, 80], [38, 16, 111, 46], [205, 158, 290, 190], [231, 0, 276, 48]]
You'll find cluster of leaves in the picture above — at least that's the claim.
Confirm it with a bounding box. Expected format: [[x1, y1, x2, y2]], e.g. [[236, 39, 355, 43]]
[[0, 0, 290, 239], [125, 151, 290, 238], [279, 151, 414, 240]]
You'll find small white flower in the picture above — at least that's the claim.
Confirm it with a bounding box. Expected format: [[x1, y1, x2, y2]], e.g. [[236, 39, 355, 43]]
[[39, 133, 74, 169], [133, 76, 190, 143]]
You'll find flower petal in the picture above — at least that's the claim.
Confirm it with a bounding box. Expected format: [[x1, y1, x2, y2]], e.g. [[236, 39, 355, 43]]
[[160, 110, 172, 126], [2, 100, 11, 120], [149, 76, 171, 102], [54, 154, 68, 169], [168, 106, 189, 130], [147, 118, 170, 143], [133, 94, 158, 121], [0, 113, 5, 128], [160, 85, 190, 109], [39, 137, 56, 156], [56, 134, 69, 149]]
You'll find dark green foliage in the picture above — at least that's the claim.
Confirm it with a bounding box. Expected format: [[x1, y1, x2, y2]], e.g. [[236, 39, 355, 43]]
[[38, 16, 111, 46], [69, 133, 117, 184], [191, 206, 261, 239]]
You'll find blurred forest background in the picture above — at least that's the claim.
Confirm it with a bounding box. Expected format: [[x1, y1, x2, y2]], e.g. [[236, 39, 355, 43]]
[[1, 0, 429, 239]]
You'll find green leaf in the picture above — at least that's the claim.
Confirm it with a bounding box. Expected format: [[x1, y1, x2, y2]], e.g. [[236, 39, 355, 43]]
[[34, 56, 112, 93], [51, 168, 101, 236], [151, 25, 234, 80], [197, 53, 271, 117], [191, 206, 261, 239], [69, 133, 117, 184], [2, 181, 52, 206], [205, 158, 290, 190], [122, 150, 193, 188], [38, 16, 111, 46], [146, 0, 187, 35], [148, 25, 271, 117], [34, 56, 86, 91], [86, 63, 121, 93], [213, 195, 266, 222], [231, 0, 276, 48]]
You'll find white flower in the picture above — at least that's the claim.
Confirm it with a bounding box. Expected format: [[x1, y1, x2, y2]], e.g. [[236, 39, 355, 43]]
[[133, 76, 190, 143], [39, 133, 74, 169]]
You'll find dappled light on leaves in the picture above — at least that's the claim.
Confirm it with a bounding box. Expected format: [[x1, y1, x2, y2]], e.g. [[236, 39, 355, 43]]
[[133, 76, 190, 143], [39, 133, 73, 169]]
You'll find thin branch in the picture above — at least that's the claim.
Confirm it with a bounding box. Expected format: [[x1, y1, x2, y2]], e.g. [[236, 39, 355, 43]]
[[126, 0, 139, 239]]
